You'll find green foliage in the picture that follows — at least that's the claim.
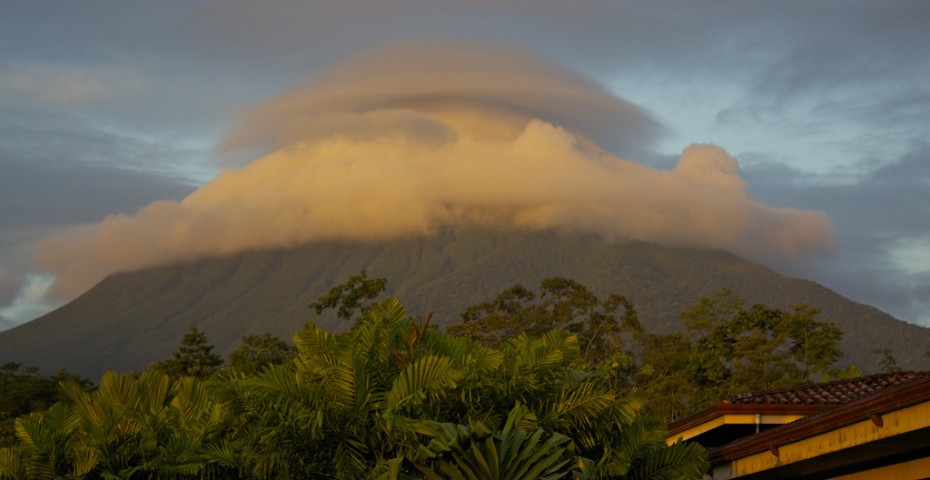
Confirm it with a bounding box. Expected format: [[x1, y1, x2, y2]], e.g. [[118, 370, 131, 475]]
[[404, 404, 576, 480], [309, 269, 388, 320], [683, 291, 842, 389], [1, 287, 711, 479], [211, 297, 706, 479], [448, 277, 641, 368], [151, 327, 224, 379], [636, 289, 845, 422], [455, 284, 847, 424], [227, 333, 296, 375], [0, 371, 234, 479], [0, 402, 94, 480], [872, 348, 902, 373], [623, 438, 709, 480], [0, 363, 90, 448]]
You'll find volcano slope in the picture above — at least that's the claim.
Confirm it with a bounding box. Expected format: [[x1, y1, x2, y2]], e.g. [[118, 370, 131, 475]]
[[2, 229, 928, 379]]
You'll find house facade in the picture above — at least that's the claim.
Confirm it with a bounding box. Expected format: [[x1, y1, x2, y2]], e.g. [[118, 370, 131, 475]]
[[666, 371, 930, 479]]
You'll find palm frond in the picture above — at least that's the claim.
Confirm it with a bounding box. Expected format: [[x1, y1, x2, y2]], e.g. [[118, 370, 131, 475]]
[[626, 440, 708, 480], [411, 405, 577, 480], [0, 448, 26, 480], [387, 355, 464, 412]]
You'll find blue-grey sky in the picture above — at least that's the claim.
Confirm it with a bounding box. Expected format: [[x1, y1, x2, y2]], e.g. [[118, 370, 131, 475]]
[[1, 1, 928, 329]]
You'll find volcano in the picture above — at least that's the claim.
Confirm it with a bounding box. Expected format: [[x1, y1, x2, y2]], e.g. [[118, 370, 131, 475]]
[[2, 229, 927, 379]]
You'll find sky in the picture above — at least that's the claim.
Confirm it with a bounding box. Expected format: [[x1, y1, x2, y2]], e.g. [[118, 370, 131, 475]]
[[1, 0, 928, 330]]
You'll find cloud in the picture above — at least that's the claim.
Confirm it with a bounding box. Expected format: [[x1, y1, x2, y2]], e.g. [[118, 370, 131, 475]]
[[219, 42, 661, 159], [0, 273, 58, 328], [0, 154, 197, 230], [34, 42, 834, 299], [0, 63, 142, 107], [0, 269, 18, 306], [0, 116, 198, 326], [741, 142, 930, 326]]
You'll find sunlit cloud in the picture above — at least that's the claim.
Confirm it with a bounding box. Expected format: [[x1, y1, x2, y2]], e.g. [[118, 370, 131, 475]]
[[34, 42, 834, 300]]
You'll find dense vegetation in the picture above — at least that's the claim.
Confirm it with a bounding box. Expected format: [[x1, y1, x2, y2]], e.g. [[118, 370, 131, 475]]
[[0, 364, 91, 448], [447, 279, 850, 422], [0, 273, 858, 479], [0, 298, 707, 479]]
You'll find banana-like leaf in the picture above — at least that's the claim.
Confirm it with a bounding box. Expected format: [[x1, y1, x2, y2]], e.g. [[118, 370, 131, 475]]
[[412, 404, 577, 480]]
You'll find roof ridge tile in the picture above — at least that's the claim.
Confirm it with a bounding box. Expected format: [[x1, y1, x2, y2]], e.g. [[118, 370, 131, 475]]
[[724, 371, 930, 406]]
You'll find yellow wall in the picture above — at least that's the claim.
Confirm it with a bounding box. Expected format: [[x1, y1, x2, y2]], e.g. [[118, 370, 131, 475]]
[[829, 456, 930, 480], [717, 400, 930, 479], [667, 413, 807, 445]]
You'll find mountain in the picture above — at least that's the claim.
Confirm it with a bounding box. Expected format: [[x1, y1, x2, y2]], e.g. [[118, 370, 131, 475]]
[[2, 228, 928, 379]]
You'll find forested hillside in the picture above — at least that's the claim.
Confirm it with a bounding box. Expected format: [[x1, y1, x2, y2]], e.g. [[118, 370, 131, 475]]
[[2, 229, 928, 378]]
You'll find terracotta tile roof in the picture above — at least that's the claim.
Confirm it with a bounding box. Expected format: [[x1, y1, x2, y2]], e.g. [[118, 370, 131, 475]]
[[709, 373, 930, 464], [724, 371, 930, 406]]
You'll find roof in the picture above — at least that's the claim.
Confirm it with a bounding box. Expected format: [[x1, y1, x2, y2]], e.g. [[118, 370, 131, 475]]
[[724, 371, 930, 406], [709, 373, 930, 467], [667, 371, 930, 442]]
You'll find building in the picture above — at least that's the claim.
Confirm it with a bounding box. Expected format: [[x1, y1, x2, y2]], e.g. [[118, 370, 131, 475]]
[[666, 371, 930, 479]]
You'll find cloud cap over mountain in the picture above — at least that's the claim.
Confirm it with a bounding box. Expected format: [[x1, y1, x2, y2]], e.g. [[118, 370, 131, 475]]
[[35, 42, 834, 299]]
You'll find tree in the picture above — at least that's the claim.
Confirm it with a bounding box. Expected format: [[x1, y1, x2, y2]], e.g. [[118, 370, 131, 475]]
[[682, 292, 842, 392], [0, 371, 234, 480], [151, 327, 224, 379], [783, 304, 843, 379], [448, 277, 641, 368], [0, 363, 90, 447], [872, 348, 902, 373], [214, 297, 706, 479], [1, 297, 707, 479], [0, 402, 95, 479], [227, 333, 297, 376], [309, 270, 388, 320], [636, 289, 845, 422], [402, 404, 578, 480]]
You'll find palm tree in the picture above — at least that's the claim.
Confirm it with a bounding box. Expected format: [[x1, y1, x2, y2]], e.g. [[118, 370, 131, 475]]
[[0, 403, 96, 480], [212, 298, 475, 478], [215, 298, 707, 479], [0, 371, 233, 480], [401, 403, 577, 480], [2, 297, 707, 479]]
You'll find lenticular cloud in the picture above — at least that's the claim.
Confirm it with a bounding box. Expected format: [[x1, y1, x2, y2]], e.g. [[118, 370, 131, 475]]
[[36, 42, 834, 298]]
